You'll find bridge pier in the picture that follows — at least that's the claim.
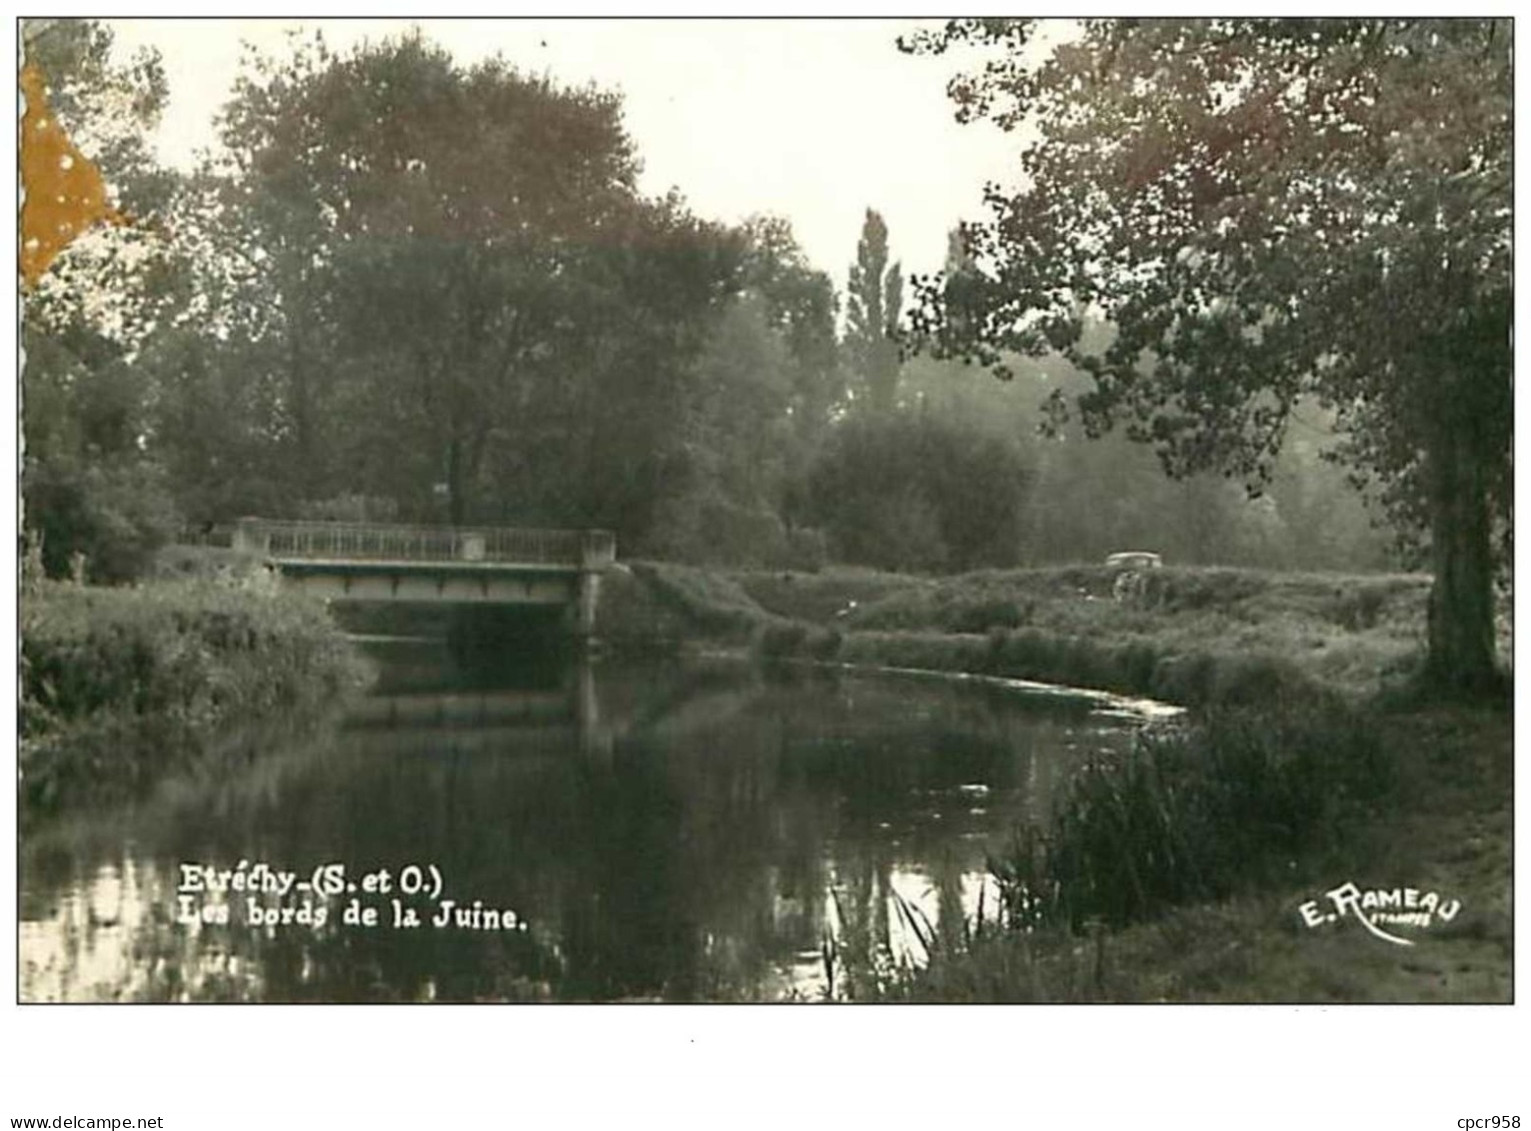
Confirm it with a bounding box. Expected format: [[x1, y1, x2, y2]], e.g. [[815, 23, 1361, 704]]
[[575, 531, 615, 642], [576, 571, 601, 640]]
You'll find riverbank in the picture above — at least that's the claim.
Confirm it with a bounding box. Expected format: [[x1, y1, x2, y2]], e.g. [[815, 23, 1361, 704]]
[[19, 577, 370, 816], [608, 561, 1510, 1002], [865, 703, 1511, 1002], [322, 559, 1446, 709], [733, 563, 1453, 705], [592, 560, 1447, 704]]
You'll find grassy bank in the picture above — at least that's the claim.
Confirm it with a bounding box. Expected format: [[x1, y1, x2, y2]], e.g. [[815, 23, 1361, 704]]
[[602, 562, 1453, 706], [567, 560, 1445, 707], [20, 578, 370, 815], [737, 564, 1443, 705], [595, 561, 790, 651], [859, 704, 1510, 1002]]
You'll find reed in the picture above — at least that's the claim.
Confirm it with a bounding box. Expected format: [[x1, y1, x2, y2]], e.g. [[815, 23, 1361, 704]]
[[988, 704, 1393, 933]]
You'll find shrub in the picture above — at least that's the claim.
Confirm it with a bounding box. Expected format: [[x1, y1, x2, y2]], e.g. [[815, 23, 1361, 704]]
[[1149, 652, 1218, 705], [19, 579, 367, 814], [1205, 653, 1314, 707], [1330, 585, 1388, 631], [805, 625, 844, 660], [948, 598, 1024, 634], [24, 456, 181, 584], [755, 620, 809, 658], [626, 561, 775, 640]]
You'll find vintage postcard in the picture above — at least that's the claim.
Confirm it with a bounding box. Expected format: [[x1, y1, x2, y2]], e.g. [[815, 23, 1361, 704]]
[[10, 14, 1520, 1126]]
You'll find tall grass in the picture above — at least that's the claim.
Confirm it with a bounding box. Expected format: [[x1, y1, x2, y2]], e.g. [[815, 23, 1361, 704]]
[[622, 563, 1435, 706], [20, 579, 369, 814], [764, 622, 1326, 710], [856, 702, 1396, 1001], [744, 564, 1433, 703], [840, 565, 1430, 634], [988, 705, 1393, 933], [818, 882, 949, 1002]]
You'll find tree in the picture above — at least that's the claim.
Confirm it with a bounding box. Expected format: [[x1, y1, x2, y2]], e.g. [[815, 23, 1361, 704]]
[[643, 215, 846, 565], [21, 20, 184, 581], [807, 408, 1030, 572], [737, 215, 844, 451], [209, 32, 636, 522], [500, 193, 742, 544], [844, 209, 905, 415], [207, 33, 739, 534], [648, 293, 796, 564], [20, 20, 175, 285], [903, 18, 1510, 692]]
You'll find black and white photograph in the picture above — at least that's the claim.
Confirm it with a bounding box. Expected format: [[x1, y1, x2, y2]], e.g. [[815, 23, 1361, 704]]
[[8, 11, 1522, 1123]]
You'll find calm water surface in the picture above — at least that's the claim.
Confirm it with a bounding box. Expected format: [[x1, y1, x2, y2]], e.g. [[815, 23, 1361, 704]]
[[20, 643, 1162, 1002]]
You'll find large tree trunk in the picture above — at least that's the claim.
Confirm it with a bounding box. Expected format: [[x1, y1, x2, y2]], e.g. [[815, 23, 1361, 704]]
[[1424, 414, 1499, 695]]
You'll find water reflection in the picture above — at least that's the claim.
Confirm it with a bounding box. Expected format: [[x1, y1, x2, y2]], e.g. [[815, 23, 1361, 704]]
[[20, 644, 1145, 1002]]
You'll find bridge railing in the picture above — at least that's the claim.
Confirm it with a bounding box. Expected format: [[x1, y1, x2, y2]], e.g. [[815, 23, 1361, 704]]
[[232, 519, 615, 568]]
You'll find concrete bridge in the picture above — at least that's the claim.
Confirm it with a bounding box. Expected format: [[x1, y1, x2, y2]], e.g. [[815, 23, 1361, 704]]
[[231, 518, 616, 636]]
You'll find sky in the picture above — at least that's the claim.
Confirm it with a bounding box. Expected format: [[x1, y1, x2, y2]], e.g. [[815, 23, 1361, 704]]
[[103, 17, 1023, 282]]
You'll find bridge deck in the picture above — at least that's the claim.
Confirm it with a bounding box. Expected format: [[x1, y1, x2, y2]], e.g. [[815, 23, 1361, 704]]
[[273, 557, 586, 574], [231, 518, 616, 569]]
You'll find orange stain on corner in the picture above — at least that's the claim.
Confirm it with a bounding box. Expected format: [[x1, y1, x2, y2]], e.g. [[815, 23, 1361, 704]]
[[19, 63, 128, 288]]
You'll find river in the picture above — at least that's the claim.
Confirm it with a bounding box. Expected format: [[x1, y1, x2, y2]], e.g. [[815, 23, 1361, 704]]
[[19, 641, 1170, 1002]]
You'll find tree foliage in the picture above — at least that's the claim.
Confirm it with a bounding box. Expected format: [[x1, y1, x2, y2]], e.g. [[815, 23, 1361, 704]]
[[903, 18, 1510, 689], [22, 20, 1441, 589], [737, 214, 844, 449], [807, 408, 1031, 573], [843, 208, 905, 414], [21, 20, 184, 582], [184, 32, 742, 540]]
